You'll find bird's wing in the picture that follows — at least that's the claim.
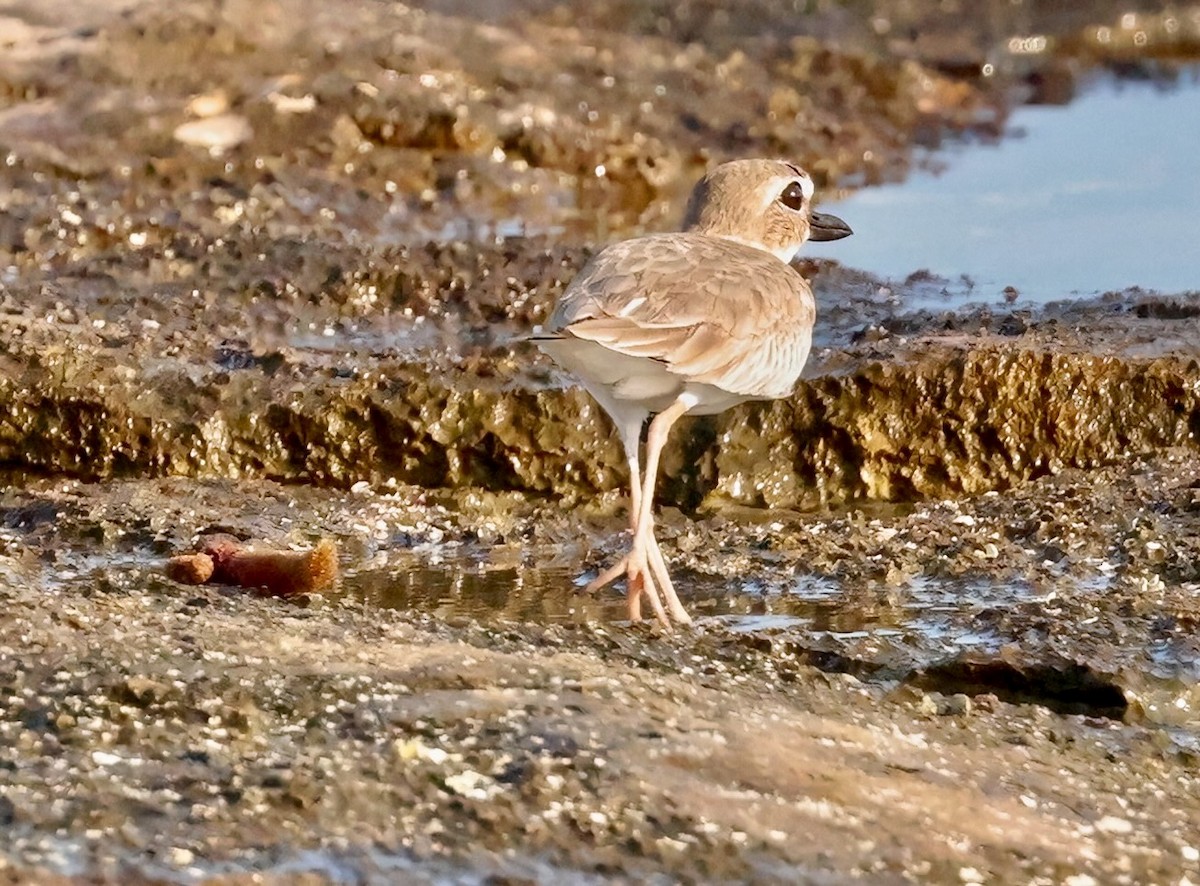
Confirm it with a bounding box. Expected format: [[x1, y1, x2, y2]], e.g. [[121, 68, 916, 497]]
[[543, 234, 814, 399]]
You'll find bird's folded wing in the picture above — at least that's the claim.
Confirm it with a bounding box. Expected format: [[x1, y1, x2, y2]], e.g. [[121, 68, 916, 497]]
[[547, 235, 814, 398]]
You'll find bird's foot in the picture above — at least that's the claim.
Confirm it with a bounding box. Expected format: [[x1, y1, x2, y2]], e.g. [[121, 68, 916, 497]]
[[582, 533, 692, 629], [583, 556, 628, 596]]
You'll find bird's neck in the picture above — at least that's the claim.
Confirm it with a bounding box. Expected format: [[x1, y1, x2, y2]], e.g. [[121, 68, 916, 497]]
[[704, 231, 800, 264]]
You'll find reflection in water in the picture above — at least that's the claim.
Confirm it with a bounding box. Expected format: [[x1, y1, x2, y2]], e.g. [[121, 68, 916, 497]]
[[348, 563, 614, 624], [345, 560, 1046, 656], [345, 563, 1200, 725], [805, 71, 1200, 304]]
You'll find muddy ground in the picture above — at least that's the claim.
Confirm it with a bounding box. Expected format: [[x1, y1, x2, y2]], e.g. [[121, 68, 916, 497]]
[[2, 0, 1200, 883]]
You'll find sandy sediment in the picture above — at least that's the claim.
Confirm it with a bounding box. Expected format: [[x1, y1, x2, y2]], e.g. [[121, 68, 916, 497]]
[[1, 0, 1200, 882]]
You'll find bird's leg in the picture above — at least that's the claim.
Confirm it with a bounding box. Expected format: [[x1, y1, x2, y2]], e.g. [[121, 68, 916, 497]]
[[625, 396, 694, 627], [624, 449, 646, 621], [618, 446, 669, 627], [581, 414, 678, 629], [624, 461, 688, 627], [648, 537, 691, 625], [621, 452, 672, 630], [583, 447, 644, 615]]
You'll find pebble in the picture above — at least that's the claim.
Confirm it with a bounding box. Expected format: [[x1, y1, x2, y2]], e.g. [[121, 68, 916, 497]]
[[168, 847, 195, 866], [941, 694, 973, 716], [444, 770, 492, 799], [268, 92, 317, 114], [186, 91, 230, 117], [173, 114, 253, 152], [1095, 815, 1134, 835]]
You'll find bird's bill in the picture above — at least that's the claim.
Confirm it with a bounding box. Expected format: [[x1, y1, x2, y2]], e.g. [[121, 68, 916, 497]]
[[808, 211, 853, 241]]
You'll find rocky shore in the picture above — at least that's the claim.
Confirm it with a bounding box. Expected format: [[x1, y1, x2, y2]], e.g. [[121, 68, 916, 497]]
[[1, 1, 1199, 882]]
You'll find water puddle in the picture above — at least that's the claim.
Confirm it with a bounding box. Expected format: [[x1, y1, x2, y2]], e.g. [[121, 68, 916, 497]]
[[806, 69, 1200, 306], [337, 559, 1200, 726], [9, 531, 1199, 727], [344, 559, 1044, 659]]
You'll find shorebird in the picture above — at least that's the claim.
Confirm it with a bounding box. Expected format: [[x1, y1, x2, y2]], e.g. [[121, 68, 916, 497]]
[[535, 158, 852, 628]]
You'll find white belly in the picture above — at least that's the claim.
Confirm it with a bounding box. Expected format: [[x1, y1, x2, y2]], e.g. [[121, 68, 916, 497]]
[[538, 338, 756, 416]]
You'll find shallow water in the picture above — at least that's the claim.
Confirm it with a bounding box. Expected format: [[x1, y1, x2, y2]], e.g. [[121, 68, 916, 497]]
[[340, 558, 1200, 724], [806, 70, 1200, 306], [346, 560, 1046, 661]]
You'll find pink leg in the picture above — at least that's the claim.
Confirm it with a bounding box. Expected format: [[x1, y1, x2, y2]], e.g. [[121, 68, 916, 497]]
[[584, 534, 678, 625], [584, 449, 645, 619], [648, 538, 691, 625], [612, 447, 670, 629], [625, 396, 694, 627], [581, 400, 693, 628]]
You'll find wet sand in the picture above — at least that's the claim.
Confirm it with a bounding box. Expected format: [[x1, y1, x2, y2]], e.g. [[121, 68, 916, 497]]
[[1, 0, 1200, 882]]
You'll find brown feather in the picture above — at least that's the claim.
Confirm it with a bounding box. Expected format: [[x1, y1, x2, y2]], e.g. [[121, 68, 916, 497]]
[[547, 233, 814, 398]]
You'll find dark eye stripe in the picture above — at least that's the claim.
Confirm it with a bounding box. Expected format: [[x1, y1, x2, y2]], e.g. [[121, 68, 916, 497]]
[[778, 181, 806, 211]]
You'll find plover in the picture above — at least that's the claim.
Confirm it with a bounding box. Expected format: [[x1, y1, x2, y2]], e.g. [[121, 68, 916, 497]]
[[536, 158, 852, 628]]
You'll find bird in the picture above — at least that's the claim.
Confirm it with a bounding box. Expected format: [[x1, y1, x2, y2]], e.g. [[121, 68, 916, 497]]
[[534, 158, 852, 629]]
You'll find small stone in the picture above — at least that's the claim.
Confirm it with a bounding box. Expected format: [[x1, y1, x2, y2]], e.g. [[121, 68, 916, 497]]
[[916, 692, 940, 717], [330, 115, 366, 152], [656, 835, 689, 855], [419, 745, 449, 766], [120, 676, 171, 707], [168, 847, 195, 866], [941, 694, 972, 717], [186, 91, 230, 118], [1095, 815, 1134, 835], [268, 92, 317, 114], [444, 770, 490, 797], [1182, 845, 1200, 862], [174, 114, 253, 152], [393, 739, 420, 761], [959, 866, 985, 883]]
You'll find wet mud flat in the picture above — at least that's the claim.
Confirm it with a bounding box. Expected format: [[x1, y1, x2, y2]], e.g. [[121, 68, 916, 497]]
[[4, 269, 1200, 880], [3, 450, 1200, 884], [2, 0, 1200, 882]]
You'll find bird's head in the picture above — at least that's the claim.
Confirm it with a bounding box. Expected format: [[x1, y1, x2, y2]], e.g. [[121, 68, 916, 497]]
[[681, 158, 853, 263]]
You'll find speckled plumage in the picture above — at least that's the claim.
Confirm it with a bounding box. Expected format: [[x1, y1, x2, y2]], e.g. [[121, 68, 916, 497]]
[[543, 231, 815, 410]]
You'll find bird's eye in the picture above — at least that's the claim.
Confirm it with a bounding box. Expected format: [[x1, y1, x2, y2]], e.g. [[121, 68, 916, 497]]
[[779, 181, 806, 211]]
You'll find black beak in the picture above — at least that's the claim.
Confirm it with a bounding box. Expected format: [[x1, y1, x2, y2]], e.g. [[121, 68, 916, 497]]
[[808, 211, 853, 242]]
